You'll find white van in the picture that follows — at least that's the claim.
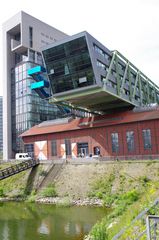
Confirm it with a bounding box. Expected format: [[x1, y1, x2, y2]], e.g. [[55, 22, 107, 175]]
[[15, 153, 32, 161]]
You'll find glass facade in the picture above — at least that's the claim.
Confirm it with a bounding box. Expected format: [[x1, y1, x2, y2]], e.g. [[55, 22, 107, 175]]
[[12, 50, 65, 153], [43, 36, 95, 94], [142, 129, 152, 150], [0, 97, 3, 152]]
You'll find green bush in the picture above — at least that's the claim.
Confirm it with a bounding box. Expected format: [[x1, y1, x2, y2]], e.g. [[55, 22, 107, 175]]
[[120, 189, 139, 204], [90, 221, 108, 240], [88, 174, 115, 201], [139, 176, 150, 184], [41, 184, 57, 197], [39, 170, 48, 177], [0, 187, 5, 197], [103, 194, 118, 207]]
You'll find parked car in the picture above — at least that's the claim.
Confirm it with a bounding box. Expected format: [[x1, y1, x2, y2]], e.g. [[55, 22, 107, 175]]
[[15, 153, 32, 161]]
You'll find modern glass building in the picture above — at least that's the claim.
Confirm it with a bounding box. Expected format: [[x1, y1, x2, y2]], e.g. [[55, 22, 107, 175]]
[[42, 32, 159, 114], [14, 59, 66, 153], [43, 35, 95, 94], [0, 97, 3, 153], [3, 11, 68, 159]]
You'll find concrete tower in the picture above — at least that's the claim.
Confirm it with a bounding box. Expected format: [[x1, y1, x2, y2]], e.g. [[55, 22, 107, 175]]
[[3, 11, 68, 159]]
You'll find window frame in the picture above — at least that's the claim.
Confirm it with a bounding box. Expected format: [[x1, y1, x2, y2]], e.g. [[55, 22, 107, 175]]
[[142, 129, 152, 150], [126, 130, 135, 152], [51, 139, 57, 156], [111, 132, 119, 153]]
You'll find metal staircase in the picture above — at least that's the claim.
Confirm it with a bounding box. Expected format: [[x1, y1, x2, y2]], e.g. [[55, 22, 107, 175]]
[[0, 159, 39, 180], [28, 66, 50, 99]]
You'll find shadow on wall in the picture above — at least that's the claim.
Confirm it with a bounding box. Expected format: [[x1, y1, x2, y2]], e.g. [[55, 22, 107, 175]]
[[24, 165, 39, 195]]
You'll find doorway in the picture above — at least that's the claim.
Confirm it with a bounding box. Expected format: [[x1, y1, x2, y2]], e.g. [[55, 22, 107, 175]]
[[77, 142, 89, 157]]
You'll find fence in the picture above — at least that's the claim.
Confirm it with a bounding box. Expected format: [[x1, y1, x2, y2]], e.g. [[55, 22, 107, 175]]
[[113, 199, 159, 239]]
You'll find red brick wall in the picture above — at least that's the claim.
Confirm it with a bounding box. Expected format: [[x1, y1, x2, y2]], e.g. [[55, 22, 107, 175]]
[[22, 119, 159, 159]]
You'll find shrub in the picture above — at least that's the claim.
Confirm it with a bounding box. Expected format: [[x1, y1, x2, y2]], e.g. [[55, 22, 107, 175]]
[[90, 221, 108, 240], [88, 174, 115, 201], [103, 194, 118, 207], [0, 187, 5, 197], [121, 190, 139, 204], [41, 184, 57, 197]]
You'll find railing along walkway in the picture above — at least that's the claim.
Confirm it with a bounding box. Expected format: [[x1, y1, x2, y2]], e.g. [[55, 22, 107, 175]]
[[0, 159, 39, 180]]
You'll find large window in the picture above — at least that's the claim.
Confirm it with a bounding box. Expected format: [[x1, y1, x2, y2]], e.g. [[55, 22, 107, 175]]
[[51, 140, 57, 156], [111, 132, 119, 153], [126, 131, 135, 152], [142, 129, 152, 150], [43, 36, 95, 94]]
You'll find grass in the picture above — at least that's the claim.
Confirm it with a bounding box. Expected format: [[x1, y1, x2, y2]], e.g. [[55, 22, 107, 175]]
[[88, 174, 115, 205], [88, 168, 159, 240], [40, 183, 57, 198], [1, 160, 159, 239]]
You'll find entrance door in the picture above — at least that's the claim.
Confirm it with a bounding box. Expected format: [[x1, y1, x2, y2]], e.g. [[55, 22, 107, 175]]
[[77, 142, 89, 157], [80, 148, 87, 157]]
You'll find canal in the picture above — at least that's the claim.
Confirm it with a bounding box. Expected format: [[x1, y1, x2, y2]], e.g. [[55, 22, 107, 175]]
[[0, 202, 109, 240]]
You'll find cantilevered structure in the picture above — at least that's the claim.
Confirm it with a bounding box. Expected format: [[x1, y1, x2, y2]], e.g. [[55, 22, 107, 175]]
[[42, 31, 159, 114]]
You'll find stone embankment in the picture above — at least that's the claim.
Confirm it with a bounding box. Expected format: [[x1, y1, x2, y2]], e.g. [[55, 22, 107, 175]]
[[36, 197, 103, 206]]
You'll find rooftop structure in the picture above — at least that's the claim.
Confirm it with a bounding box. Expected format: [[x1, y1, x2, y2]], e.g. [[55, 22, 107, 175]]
[[42, 31, 159, 114]]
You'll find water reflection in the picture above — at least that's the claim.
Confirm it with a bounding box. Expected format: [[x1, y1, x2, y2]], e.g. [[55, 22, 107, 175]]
[[2, 222, 9, 240], [38, 221, 50, 235], [0, 202, 109, 240]]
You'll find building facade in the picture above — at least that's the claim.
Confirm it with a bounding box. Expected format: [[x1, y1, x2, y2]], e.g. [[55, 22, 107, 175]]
[[42, 32, 159, 114], [21, 108, 159, 160], [0, 97, 3, 152], [3, 11, 68, 159]]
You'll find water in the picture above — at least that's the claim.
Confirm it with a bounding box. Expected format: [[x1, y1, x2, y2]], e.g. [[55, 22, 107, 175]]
[[0, 202, 108, 240]]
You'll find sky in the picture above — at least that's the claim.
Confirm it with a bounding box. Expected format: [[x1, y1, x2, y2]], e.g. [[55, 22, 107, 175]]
[[0, 0, 159, 96]]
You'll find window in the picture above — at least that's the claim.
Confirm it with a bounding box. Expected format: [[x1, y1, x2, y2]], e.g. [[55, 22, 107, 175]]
[[142, 129, 152, 150], [97, 60, 107, 71], [65, 139, 71, 156], [37, 52, 43, 65], [29, 26, 33, 48], [51, 140, 57, 156], [126, 131, 135, 152], [111, 132, 119, 153], [29, 49, 35, 62], [24, 144, 34, 158], [43, 36, 95, 94], [93, 44, 110, 60]]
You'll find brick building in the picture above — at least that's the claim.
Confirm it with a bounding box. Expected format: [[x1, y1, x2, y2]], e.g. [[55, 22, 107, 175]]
[[21, 108, 159, 160]]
